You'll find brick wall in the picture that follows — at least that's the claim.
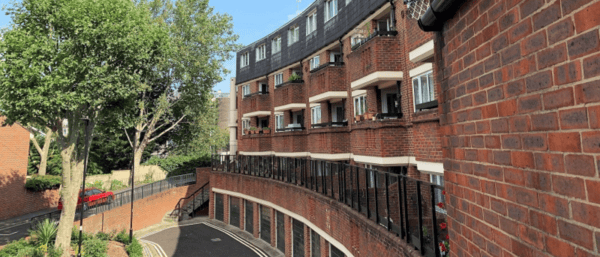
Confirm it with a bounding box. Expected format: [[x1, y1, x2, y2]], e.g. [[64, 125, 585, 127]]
[[0, 117, 61, 221], [209, 171, 422, 257], [274, 82, 305, 107], [438, 0, 600, 256]]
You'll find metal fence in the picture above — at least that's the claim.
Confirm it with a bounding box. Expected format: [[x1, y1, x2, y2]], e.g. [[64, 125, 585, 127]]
[[212, 155, 449, 257], [30, 173, 197, 228]]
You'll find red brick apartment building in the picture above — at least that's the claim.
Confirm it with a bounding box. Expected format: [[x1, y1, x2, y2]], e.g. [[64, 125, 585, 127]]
[[212, 0, 600, 256]]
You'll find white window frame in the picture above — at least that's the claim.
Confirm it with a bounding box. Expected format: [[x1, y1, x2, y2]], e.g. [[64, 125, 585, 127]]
[[272, 36, 281, 54], [381, 88, 398, 114], [354, 95, 367, 116], [276, 114, 284, 131], [242, 119, 250, 135], [274, 73, 284, 86], [412, 70, 435, 111], [311, 106, 321, 125], [430, 174, 447, 214], [325, 0, 338, 21], [310, 56, 320, 70], [240, 52, 250, 68], [242, 84, 250, 97], [306, 11, 317, 35], [288, 25, 299, 45], [256, 44, 266, 62]]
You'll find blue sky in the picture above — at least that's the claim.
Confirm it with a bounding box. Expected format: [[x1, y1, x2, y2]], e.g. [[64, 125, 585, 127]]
[[0, 0, 312, 93]]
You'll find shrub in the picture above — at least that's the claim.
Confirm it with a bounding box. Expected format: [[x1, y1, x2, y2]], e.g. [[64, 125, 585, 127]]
[[146, 155, 210, 177], [86, 180, 105, 190], [25, 175, 61, 192], [113, 230, 130, 245], [95, 231, 111, 241], [126, 237, 143, 257], [71, 228, 92, 243], [288, 73, 302, 82], [0, 239, 35, 257], [142, 173, 154, 184], [110, 179, 127, 191], [29, 219, 57, 246], [82, 238, 108, 257]]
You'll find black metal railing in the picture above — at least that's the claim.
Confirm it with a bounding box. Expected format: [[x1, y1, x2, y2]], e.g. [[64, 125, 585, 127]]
[[376, 112, 404, 120], [244, 90, 269, 98], [309, 62, 345, 74], [310, 121, 348, 128], [275, 79, 304, 88], [30, 173, 197, 228], [276, 126, 306, 132], [212, 155, 448, 257], [351, 30, 399, 51], [171, 182, 210, 221]]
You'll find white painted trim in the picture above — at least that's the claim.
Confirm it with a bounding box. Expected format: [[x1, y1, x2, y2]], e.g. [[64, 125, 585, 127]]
[[310, 153, 351, 161], [274, 152, 310, 157], [415, 160, 445, 175], [351, 90, 367, 97], [274, 103, 306, 112], [409, 63, 433, 77], [239, 151, 275, 156], [352, 155, 415, 166], [308, 91, 348, 103], [242, 111, 272, 118], [409, 40, 434, 63], [212, 188, 355, 257], [350, 71, 403, 90], [310, 103, 320, 108]]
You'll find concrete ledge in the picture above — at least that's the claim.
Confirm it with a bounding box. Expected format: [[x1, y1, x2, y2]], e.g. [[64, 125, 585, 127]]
[[350, 71, 403, 90]]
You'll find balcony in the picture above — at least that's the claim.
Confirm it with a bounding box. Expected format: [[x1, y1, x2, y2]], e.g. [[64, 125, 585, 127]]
[[350, 119, 411, 161], [241, 90, 271, 118], [310, 121, 348, 129], [272, 131, 307, 153], [239, 135, 271, 153], [347, 32, 403, 90], [307, 126, 350, 155], [274, 81, 305, 112], [308, 63, 347, 103]]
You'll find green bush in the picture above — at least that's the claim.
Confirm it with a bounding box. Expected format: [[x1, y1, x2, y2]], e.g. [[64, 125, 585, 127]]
[[288, 73, 302, 82], [71, 228, 92, 244], [29, 219, 57, 246], [86, 180, 105, 190], [126, 237, 143, 257], [113, 230, 130, 245], [25, 175, 61, 192], [82, 238, 108, 257], [110, 180, 127, 191], [146, 155, 210, 177], [95, 231, 111, 241], [0, 239, 35, 257]]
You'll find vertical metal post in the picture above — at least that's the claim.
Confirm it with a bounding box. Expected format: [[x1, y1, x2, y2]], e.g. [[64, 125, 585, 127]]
[[330, 163, 335, 198], [417, 181, 424, 255], [402, 177, 410, 241], [365, 168, 370, 218], [385, 173, 391, 232], [431, 185, 440, 257], [374, 172, 379, 223], [355, 166, 360, 212], [77, 117, 92, 257]]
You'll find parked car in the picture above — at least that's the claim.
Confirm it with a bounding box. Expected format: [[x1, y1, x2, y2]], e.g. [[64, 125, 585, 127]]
[[57, 188, 115, 211]]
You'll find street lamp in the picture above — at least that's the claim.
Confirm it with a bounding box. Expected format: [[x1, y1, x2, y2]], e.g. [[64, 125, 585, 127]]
[[77, 117, 91, 257], [129, 134, 136, 243]]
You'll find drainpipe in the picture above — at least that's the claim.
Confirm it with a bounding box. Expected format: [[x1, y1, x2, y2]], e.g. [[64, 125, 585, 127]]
[[338, 38, 344, 63], [389, 0, 396, 30], [417, 0, 463, 31]]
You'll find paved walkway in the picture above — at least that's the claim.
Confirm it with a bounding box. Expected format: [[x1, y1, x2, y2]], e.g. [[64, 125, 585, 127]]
[[0, 208, 57, 245], [139, 217, 283, 257]]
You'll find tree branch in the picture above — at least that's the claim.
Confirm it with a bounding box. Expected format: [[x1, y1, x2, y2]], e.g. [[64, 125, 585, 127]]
[[29, 131, 44, 155], [148, 114, 186, 143], [123, 128, 134, 149]]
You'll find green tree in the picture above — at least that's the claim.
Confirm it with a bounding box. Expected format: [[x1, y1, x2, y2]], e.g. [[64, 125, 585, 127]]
[[28, 127, 55, 176], [122, 0, 239, 174], [0, 0, 168, 253]]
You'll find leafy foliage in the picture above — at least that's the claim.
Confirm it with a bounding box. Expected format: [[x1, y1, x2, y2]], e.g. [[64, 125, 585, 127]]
[[0, 239, 34, 257], [125, 238, 143, 257], [29, 219, 58, 246], [113, 230, 130, 245], [109, 180, 127, 191], [88, 127, 157, 173], [82, 238, 108, 257], [146, 155, 210, 176], [86, 180, 105, 190], [25, 176, 62, 192]]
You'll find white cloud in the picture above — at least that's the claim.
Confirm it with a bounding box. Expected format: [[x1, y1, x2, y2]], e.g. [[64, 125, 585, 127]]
[[287, 10, 301, 20]]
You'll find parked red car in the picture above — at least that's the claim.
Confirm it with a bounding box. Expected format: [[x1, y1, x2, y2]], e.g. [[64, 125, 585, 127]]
[[57, 188, 115, 210]]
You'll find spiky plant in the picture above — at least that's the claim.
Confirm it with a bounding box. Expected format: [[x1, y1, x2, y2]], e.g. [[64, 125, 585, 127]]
[[29, 219, 58, 246]]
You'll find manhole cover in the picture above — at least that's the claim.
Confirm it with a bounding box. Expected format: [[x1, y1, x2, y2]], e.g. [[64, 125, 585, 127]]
[[211, 238, 221, 242]]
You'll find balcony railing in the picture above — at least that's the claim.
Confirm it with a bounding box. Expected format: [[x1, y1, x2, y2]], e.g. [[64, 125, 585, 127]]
[[375, 112, 404, 120], [276, 126, 306, 132], [275, 79, 304, 88], [244, 90, 269, 97], [310, 121, 349, 128], [351, 30, 399, 51], [212, 155, 449, 257], [310, 62, 345, 74]]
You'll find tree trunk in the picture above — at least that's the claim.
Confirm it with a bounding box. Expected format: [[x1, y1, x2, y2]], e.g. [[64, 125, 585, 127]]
[[38, 128, 53, 176], [132, 148, 143, 184], [55, 145, 83, 256]]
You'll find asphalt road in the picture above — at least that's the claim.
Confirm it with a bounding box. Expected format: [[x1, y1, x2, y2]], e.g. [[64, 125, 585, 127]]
[[143, 223, 261, 257], [0, 222, 30, 245]]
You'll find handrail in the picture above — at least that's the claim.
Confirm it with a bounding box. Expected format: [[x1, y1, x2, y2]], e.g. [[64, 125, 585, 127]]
[[244, 90, 269, 98], [171, 182, 210, 219], [350, 30, 399, 51], [311, 121, 348, 128], [309, 62, 344, 74], [275, 80, 304, 88]]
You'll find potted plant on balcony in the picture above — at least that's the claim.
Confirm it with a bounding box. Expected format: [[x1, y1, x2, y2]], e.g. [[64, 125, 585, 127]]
[[288, 73, 302, 83], [262, 127, 271, 134], [249, 127, 257, 134], [364, 112, 374, 120]]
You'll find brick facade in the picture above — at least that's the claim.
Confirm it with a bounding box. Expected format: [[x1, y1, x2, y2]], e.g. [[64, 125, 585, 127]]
[[438, 0, 600, 256]]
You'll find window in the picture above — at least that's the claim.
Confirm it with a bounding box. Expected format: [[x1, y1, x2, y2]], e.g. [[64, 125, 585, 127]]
[[275, 73, 284, 86], [276, 211, 285, 253], [240, 52, 250, 67], [260, 205, 271, 243], [311, 106, 321, 125], [413, 71, 435, 110], [430, 174, 446, 214], [351, 35, 364, 46], [354, 95, 367, 116], [306, 11, 317, 35], [310, 56, 320, 70], [242, 119, 250, 135], [288, 25, 299, 45], [330, 244, 344, 257], [293, 219, 305, 257], [242, 84, 250, 96], [256, 44, 266, 61], [276, 115, 284, 130], [311, 230, 321, 257], [272, 36, 281, 53], [325, 0, 338, 21]]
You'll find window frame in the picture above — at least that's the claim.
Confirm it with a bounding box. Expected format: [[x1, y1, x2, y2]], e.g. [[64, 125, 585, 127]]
[[272, 36, 281, 54], [325, 0, 338, 22], [256, 44, 266, 62], [242, 84, 250, 97], [275, 114, 284, 130], [353, 95, 367, 116], [240, 52, 250, 68], [430, 174, 447, 214], [242, 119, 250, 135], [306, 11, 317, 35], [310, 56, 320, 70], [412, 70, 436, 112], [274, 73, 284, 86], [288, 25, 300, 45], [311, 106, 321, 125]]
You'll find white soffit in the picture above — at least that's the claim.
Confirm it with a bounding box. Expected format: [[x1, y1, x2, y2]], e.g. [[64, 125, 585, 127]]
[[351, 90, 367, 97], [274, 104, 306, 112], [352, 155, 414, 166], [239, 151, 275, 156], [350, 71, 403, 90], [274, 152, 310, 157], [308, 91, 348, 103], [242, 111, 272, 118], [310, 153, 351, 161], [409, 63, 433, 77], [415, 160, 444, 175], [409, 40, 434, 63]]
